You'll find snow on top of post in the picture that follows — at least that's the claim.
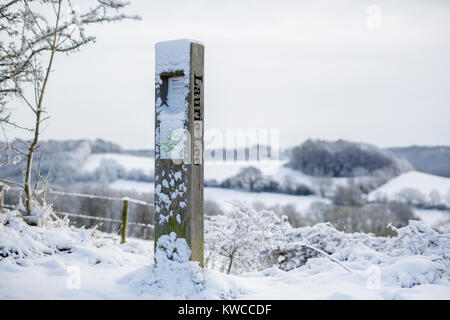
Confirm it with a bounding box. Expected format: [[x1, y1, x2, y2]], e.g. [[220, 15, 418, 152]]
[[155, 39, 202, 76]]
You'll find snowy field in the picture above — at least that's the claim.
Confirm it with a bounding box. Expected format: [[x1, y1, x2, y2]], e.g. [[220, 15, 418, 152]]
[[369, 171, 450, 206], [1, 211, 449, 299]]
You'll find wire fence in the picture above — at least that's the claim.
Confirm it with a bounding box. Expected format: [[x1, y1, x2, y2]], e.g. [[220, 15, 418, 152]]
[[0, 185, 155, 242], [46, 188, 154, 207], [54, 211, 154, 230]]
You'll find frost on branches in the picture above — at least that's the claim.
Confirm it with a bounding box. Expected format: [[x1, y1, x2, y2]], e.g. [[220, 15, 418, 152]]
[[271, 220, 449, 288], [205, 202, 449, 289], [0, 209, 132, 263], [205, 205, 290, 274]]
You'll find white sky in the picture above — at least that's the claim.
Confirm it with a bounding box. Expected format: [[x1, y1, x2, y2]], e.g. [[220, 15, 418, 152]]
[[4, 0, 450, 150]]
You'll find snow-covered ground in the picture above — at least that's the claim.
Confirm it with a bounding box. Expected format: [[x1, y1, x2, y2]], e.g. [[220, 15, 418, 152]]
[[368, 171, 450, 206], [1, 212, 449, 299]]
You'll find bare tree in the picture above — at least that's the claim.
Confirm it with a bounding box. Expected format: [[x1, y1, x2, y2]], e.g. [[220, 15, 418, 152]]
[[0, 0, 140, 216]]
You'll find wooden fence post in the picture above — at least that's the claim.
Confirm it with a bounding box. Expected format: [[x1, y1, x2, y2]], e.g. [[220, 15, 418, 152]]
[[121, 198, 129, 244]]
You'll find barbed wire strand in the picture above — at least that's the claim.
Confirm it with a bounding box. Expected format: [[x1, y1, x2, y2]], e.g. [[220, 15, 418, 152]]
[[55, 211, 154, 230], [2, 204, 154, 230]]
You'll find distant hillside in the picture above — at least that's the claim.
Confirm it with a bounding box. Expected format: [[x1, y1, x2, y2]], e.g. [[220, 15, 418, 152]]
[[389, 146, 450, 178], [0, 139, 151, 185], [286, 139, 412, 178], [368, 171, 450, 208]]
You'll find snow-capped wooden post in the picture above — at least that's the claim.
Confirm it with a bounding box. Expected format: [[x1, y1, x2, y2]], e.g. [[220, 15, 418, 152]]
[[120, 198, 129, 244], [154, 39, 204, 266]]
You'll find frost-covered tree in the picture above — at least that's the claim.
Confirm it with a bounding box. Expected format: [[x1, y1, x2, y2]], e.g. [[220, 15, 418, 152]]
[[205, 204, 289, 274], [0, 0, 139, 216]]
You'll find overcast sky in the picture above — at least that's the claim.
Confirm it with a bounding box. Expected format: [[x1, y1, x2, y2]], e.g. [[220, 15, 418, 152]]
[[5, 0, 450, 150]]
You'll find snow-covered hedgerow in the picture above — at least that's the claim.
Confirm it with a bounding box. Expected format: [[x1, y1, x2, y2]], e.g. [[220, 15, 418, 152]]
[[204, 202, 449, 289], [1, 205, 449, 299], [270, 220, 449, 288], [271, 222, 391, 271]]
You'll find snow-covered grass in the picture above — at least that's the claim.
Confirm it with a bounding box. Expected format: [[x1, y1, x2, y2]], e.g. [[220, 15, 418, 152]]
[[368, 171, 450, 206], [1, 211, 449, 299]]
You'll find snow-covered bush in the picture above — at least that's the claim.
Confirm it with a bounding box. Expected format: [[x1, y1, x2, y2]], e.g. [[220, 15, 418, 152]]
[[270, 222, 391, 271], [205, 205, 290, 274], [268, 220, 449, 288], [389, 221, 450, 260]]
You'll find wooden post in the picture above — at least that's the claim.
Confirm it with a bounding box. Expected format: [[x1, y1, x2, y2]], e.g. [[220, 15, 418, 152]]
[[121, 198, 129, 244], [154, 39, 204, 266]]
